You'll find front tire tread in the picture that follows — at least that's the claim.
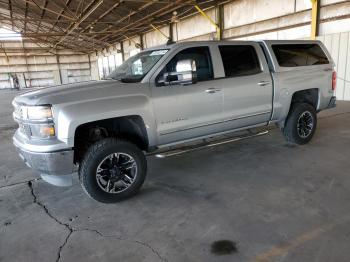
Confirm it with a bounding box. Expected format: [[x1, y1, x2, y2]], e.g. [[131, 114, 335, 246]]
[[79, 138, 147, 203]]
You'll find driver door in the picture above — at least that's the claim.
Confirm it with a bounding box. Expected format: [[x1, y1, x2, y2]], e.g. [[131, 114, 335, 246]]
[[151, 46, 224, 145]]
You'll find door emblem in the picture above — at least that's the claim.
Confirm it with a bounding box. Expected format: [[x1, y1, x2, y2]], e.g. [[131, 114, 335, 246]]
[[161, 117, 188, 124]]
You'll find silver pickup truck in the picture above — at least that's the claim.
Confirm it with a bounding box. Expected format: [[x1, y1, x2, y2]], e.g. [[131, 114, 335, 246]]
[[12, 40, 336, 203]]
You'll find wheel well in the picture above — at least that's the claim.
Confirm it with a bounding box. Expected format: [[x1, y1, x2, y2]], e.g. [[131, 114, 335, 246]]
[[277, 88, 319, 129], [291, 88, 319, 109], [73, 115, 148, 164]]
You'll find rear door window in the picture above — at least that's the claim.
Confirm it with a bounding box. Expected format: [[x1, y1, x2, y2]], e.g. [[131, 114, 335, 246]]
[[218, 45, 262, 77], [272, 44, 329, 67]]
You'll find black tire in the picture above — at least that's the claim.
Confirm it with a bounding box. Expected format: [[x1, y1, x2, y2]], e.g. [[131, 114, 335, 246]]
[[79, 138, 147, 203], [283, 103, 317, 145]]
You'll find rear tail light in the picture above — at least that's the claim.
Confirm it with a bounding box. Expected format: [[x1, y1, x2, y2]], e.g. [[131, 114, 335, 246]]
[[332, 71, 337, 91]]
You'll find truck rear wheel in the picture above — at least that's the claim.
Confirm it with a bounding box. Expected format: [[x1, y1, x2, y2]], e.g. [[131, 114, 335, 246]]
[[79, 138, 147, 203], [282, 103, 317, 145]]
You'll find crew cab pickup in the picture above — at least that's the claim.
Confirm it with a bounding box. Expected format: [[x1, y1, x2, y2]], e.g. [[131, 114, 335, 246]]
[[12, 40, 337, 203]]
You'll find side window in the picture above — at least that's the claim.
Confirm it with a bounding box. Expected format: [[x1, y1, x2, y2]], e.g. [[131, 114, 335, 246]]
[[164, 46, 214, 82], [218, 45, 261, 77], [272, 44, 329, 67]]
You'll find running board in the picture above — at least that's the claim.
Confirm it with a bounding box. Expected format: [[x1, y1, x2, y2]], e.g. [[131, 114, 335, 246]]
[[152, 130, 269, 159]]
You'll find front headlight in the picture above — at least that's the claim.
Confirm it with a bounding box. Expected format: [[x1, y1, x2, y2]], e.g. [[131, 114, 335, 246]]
[[13, 104, 55, 139], [27, 106, 53, 121]]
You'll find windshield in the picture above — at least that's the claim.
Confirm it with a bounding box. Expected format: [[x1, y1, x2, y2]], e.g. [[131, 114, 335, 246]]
[[108, 49, 168, 83]]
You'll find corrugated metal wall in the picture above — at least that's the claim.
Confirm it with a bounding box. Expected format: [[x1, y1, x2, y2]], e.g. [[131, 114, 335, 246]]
[[0, 47, 93, 89], [318, 32, 350, 101]]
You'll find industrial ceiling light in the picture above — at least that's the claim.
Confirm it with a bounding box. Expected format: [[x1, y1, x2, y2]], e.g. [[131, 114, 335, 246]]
[[171, 11, 180, 23]]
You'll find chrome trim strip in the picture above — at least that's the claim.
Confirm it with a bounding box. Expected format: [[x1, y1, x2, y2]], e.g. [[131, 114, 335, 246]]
[[13, 117, 54, 125], [156, 122, 268, 149], [160, 111, 271, 136], [153, 130, 269, 158], [13, 131, 71, 153]]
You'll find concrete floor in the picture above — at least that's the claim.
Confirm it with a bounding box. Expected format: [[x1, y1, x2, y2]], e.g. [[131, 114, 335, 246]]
[[1, 89, 350, 262]]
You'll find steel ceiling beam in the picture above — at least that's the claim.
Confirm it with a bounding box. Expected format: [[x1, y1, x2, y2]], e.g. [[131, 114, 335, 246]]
[[24, 0, 76, 20], [47, 0, 74, 34], [35, 0, 48, 33], [0, 13, 67, 36], [0, 0, 229, 52], [97, 1, 156, 41], [80, 0, 123, 33], [0, 17, 147, 25], [0, 18, 90, 53], [101, 0, 192, 43], [45, 0, 112, 50], [52, 0, 104, 49], [54, 0, 78, 19], [0, 12, 108, 51], [24, 1, 28, 33], [8, 0, 13, 30], [74, 0, 85, 17]]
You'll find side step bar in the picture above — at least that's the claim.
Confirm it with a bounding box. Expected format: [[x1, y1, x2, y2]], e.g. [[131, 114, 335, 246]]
[[152, 130, 269, 159]]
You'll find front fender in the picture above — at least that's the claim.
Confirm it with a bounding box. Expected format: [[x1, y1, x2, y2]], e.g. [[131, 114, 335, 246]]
[[53, 95, 157, 147]]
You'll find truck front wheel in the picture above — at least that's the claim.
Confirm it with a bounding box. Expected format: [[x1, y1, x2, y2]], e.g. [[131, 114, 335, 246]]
[[79, 138, 147, 203], [282, 103, 317, 145]]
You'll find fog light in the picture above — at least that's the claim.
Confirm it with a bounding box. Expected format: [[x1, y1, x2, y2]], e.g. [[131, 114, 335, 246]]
[[40, 126, 55, 137], [30, 124, 55, 138]]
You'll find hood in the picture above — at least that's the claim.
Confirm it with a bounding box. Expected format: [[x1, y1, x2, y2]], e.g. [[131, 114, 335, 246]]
[[13, 80, 145, 106]]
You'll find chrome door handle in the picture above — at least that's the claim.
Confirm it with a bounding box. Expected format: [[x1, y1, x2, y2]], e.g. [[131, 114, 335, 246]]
[[257, 81, 271, 86], [205, 88, 221, 94]]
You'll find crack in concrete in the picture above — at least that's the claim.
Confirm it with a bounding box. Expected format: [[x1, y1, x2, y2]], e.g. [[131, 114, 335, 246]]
[[28, 181, 69, 229], [78, 228, 168, 262], [0, 178, 41, 189], [56, 231, 73, 262], [27, 181, 73, 262], [27, 181, 167, 262], [134, 240, 168, 262]]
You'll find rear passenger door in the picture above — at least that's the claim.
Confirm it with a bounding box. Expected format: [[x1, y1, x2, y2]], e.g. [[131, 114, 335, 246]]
[[214, 43, 273, 131]]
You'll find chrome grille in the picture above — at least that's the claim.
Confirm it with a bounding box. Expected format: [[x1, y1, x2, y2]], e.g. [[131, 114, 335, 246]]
[[13, 104, 30, 138], [14, 105, 23, 120], [19, 123, 31, 138]]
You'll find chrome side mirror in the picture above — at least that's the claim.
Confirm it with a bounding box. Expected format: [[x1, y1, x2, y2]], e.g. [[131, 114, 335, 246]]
[[176, 59, 196, 73], [162, 59, 197, 86]]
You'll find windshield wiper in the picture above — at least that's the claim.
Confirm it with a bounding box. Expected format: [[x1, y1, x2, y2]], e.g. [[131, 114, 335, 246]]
[[110, 77, 122, 81], [120, 77, 142, 83]]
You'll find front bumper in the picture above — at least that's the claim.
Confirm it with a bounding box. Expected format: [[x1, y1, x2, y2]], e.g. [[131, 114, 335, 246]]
[[15, 146, 74, 175], [13, 131, 75, 186]]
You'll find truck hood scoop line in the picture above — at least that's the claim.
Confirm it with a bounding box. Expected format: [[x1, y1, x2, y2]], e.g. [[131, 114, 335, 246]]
[[13, 80, 137, 106]]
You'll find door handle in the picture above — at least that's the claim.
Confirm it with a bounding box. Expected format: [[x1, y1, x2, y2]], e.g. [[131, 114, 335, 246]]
[[205, 88, 221, 94], [257, 81, 271, 86]]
